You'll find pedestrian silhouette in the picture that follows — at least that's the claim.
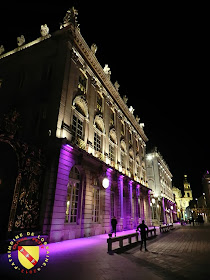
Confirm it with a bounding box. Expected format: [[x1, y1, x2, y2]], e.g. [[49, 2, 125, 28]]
[[111, 216, 117, 237], [137, 220, 149, 251]]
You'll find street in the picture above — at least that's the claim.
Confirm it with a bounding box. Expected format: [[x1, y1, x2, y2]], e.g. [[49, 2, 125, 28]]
[[0, 224, 210, 280], [123, 224, 210, 279]]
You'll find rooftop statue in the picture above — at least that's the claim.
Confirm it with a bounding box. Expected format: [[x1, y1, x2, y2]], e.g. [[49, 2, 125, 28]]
[[129, 106, 135, 114], [140, 123, 145, 129], [17, 35, 25, 47], [62, 7, 79, 28], [0, 45, 5, 55], [136, 115, 140, 123], [114, 81, 120, 91], [40, 24, 49, 37], [123, 95, 128, 104], [103, 64, 111, 79], [91, 43, 98, 54]]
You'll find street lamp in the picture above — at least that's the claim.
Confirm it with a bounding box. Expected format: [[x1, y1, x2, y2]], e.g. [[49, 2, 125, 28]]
[[102, 177, 109, 189]]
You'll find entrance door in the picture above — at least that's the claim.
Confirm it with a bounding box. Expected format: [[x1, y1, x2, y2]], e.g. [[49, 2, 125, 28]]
[[0, 142, 18, 240]]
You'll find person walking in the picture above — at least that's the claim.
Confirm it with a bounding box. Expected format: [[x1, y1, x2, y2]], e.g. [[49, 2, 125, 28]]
[[111, 216, 117, 237], [137, 220, 149, 251]]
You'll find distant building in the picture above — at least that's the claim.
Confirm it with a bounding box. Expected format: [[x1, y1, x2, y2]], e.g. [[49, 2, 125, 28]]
[[146, 148, 176, 225], [172, 175, 193, 220], [202, 171, 210, 207], [0, 8, 151, 243]]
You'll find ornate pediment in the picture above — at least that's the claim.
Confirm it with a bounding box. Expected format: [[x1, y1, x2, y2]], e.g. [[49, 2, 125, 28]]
[[94, 115, 105, 133], [73, 95, 89, 118]]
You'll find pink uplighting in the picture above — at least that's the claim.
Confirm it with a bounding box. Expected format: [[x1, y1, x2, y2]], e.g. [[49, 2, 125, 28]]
[[65, 144, 73, 150]]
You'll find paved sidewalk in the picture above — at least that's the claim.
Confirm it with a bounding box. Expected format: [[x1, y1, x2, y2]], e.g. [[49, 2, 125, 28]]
[[0, 224, 181, 280], [0, 226, 170, 280], [123, 224, 210, 280]]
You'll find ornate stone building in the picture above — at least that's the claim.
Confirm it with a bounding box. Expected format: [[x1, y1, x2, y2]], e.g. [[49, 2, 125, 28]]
[[172, 175, 193, 220], [146, 148, 176, 225], [0, 8, 151, 243]]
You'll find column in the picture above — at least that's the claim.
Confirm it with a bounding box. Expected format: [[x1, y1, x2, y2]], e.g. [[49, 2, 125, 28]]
[[129, 180, 133, 229], [162, 197, 166, 224], [137, 185, 141, 225], [118, 175, 124, 231], [103, 169, 112, 233], [148, 190, 152, 226]]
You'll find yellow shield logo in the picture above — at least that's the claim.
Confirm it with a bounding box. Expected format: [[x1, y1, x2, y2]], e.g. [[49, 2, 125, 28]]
[[18, 246, 39, 270]]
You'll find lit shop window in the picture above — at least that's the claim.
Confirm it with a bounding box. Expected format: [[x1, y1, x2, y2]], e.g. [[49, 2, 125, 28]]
[[65, 166, 80, 223]]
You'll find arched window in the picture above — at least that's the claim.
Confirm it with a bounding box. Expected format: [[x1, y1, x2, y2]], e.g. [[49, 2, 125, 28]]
[[65, 166, 80, 223]]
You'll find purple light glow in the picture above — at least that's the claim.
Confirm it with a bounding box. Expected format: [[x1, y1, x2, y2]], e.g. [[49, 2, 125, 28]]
[[65, 144, 73, 150]]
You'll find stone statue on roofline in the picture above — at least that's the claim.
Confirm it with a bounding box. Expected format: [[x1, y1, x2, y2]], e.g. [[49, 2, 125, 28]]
[[114, 81, 120, 91], [103, 64, 111, 79], [17, 35, 25, 47], [136, 115, 140, 123], [91, 43, 98, 54], [123, 95, 128, 104], [40, 24, 49, 37], [0, 45, 5, 55], [61, 7, 79, 29]]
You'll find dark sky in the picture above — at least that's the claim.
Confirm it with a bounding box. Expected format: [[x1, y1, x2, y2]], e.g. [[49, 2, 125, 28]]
[[0, 3, 209, 198]]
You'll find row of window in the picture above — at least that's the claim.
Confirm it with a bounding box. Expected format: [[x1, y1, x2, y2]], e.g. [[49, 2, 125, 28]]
[[76, 73, 144, 151], [65, 166, 146, 224], [72, 114, 144, 176]]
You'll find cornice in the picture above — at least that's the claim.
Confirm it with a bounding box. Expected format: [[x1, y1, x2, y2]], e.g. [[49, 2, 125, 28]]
[[72, 27, 148, 143]]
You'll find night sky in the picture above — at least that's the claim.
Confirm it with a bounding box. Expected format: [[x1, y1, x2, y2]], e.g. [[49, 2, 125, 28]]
[[0, 3, 209, 198]]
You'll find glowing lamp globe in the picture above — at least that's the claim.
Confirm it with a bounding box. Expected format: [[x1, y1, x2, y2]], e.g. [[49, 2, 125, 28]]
[[102, 177, 109, 189]]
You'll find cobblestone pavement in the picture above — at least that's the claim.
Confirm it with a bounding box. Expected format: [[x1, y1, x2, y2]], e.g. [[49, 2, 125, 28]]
[[122, 224, 210, 280]]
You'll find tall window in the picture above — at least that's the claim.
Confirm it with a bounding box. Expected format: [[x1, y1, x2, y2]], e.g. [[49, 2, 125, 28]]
[[78, 73, 87, 94], [129, 159, 134, 176], [121, 121, 125, 136], [65, 166, 80, 223], [121, 152, 126, 169], [109, 144, 115, 162], [72, 115, 83, 139], [94, 132, 101, 152], [97, 93, 103, 113], [92, 187, 100, 223], [152, 204, 157, 220], [110, 109, 114, 126]]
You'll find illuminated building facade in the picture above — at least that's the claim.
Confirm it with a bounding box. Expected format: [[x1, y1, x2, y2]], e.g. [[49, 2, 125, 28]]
[[146, 148, 176, 225], [0, 8, 151, 242], [172, 175, 193, 220]]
